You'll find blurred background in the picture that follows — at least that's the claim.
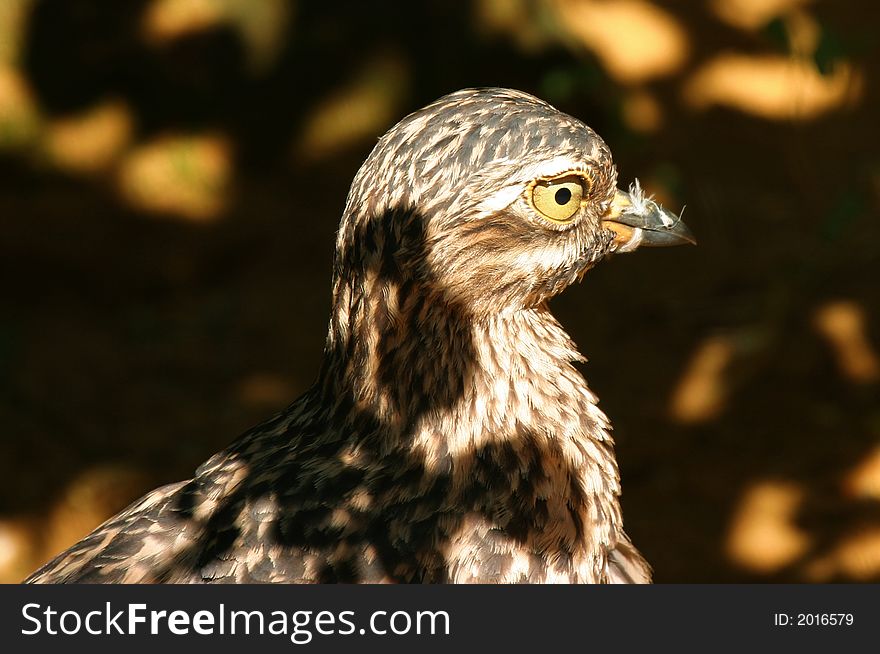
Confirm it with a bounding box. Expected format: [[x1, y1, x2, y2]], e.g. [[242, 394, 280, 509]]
[[1, 0, 878, 583]]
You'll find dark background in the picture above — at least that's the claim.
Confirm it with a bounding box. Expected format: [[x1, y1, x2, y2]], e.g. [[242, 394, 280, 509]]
[[1, 0, 878, 582]]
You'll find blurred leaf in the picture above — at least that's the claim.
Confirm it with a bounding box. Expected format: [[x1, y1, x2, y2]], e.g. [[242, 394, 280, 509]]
[[762, 16, 790, 52], [810, 23, 879, 76], [0, 0, 34, 65], [296, 52, 408, 160], [551, 0, 689, 84], [683, 53, 862, 121], [760, 15, 865, 77], [652, 161, 684, 200], [0, 66, 42, 151], [116, 134, 232, 222], [539, 64, 601, 105], [540, 68, 576, 103], [813, 25, 847, 76], [822, 190, 866, 241]]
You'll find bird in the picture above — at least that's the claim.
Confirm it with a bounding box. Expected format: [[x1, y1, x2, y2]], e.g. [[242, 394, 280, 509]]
[[26, 88, 694, 584]]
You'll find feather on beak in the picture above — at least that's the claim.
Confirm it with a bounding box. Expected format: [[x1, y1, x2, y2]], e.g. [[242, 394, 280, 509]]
[[601, 180, 696, 252]]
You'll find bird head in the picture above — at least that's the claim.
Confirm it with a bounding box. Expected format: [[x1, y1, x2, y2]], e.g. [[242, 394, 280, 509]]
[[335, 88, 694, 316]]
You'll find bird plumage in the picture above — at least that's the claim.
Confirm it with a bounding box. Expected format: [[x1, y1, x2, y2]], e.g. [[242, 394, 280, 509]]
[[27, 88, 692, 584]]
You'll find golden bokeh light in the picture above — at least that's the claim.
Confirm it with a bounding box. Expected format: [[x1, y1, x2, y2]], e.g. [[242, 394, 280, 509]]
[[237, 372, 297, 408], [813, 300, 880, 384], [683, 53, 863, 121], [726, 480, 810, 574], [296, 53, 409, 160], [0, 65, 41, 151], [709, 0, 813, 31], [843, 446, 880, 501], [0, 0, 34, 65], [41, 466, 148, 570], [116, 133, 233, 222], [44, 100, 134, 175], [143, 0, 225, 40], [474, 0, 552, 53], [551, 0, 689, 84], [669, 335, 733, 424], [621, 89, 663, 133], [143, 0, 293, 73], [805, 528, 880, 582], [0, 518, 34, 584]]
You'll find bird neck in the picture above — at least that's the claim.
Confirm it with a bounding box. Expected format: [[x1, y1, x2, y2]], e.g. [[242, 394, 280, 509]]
[[317, 284, 623, 555]]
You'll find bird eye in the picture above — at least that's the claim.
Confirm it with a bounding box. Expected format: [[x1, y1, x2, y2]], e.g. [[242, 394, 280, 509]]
[[530, 176, 586, 223]]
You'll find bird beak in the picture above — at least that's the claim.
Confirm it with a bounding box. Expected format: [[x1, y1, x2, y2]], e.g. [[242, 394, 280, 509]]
[[601, 182, 696, 253]]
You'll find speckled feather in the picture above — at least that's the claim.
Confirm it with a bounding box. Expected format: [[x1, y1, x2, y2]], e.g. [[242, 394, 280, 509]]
[[27, 88, 651, 584]]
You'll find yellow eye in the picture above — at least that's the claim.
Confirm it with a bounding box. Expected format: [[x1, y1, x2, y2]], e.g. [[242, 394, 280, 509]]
[[530, 176, 586, 223]]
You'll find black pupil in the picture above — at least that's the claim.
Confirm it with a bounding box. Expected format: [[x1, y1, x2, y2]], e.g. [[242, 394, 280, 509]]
[[554, 187, 572, 205]]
